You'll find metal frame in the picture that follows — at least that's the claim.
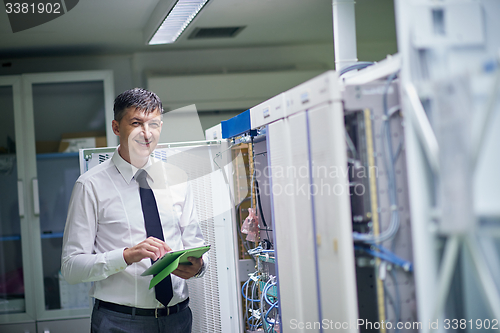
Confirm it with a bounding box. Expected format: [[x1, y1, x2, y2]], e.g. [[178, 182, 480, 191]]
[[394, 0, 500, 331]]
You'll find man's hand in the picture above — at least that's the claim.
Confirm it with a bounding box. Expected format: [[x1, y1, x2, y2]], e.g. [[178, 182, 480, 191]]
[[123, 237, 171, 265], [173, 257, 203, 280]]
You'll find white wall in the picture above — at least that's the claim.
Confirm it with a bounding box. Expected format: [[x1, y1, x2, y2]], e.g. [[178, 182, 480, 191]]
[[132, 43, 335, 88], [0, 43, 334, 92], [0, 43, 335, 134]]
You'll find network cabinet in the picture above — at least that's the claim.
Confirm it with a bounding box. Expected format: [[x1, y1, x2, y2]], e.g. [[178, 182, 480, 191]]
[[219, 68, 418, 333]]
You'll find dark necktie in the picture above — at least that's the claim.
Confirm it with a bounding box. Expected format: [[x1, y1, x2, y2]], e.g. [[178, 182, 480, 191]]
[[136, 169, 173, 307]]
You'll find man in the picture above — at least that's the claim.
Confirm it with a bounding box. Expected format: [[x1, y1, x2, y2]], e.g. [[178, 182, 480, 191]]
[[61, 88, 207, 333]]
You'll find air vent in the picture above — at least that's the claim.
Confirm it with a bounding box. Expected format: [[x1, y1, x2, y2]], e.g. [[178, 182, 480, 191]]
[[189, 26, 245, 39]]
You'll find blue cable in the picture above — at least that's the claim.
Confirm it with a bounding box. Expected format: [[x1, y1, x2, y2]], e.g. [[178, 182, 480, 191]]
[[354, 245, 413, 272], [263, 281, 277, 305], [248, 316, 262, 330], [264, 301, 279, 325], [262, 280, 279, 332], [242, 280, 260, 302], [373, 244, 412, 271]]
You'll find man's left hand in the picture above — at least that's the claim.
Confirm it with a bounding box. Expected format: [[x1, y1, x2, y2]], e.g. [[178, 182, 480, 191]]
[[172, 257, 203, 279]]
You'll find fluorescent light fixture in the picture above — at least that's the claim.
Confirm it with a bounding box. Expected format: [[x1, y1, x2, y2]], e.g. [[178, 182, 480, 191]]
[[149, 0, 210, 45]]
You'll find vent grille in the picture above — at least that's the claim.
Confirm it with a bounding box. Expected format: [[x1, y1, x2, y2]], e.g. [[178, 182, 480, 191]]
[[189, 26, 245, 39], [162, 146, 223, 333]]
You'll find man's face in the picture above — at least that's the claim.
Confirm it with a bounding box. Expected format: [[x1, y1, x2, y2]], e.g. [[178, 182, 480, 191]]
[[112, 107, 163, 167]]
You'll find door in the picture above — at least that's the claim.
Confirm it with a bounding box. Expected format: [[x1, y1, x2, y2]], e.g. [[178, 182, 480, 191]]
[[0, 76, 36, 325], [21, 71, 115, 321]]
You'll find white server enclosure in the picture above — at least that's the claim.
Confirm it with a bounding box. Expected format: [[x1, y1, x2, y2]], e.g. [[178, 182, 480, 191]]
[[266, 71, 359, 332]]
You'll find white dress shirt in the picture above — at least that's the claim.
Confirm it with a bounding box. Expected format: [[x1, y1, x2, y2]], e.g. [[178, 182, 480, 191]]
[[61, 149, 207, 309]]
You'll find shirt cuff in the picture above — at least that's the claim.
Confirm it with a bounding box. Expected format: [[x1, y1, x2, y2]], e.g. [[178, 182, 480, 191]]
[[106, 247, 128, 274], [192, 259, 206, 278]]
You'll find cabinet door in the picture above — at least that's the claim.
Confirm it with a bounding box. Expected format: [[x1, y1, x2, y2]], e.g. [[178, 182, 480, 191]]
[[21, 71, 115, 321], [0, 77, 36, 324]]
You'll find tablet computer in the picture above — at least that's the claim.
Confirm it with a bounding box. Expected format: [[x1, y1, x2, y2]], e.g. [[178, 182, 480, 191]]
[[141, 245, 211, 277]]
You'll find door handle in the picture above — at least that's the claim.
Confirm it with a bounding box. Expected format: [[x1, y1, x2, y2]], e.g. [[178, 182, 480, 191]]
[[17, 180, 24, 217], [32, 178, 40, 216]]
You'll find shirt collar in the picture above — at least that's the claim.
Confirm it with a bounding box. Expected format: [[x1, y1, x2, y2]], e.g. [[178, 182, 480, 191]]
[[112, 147, 154, 185]]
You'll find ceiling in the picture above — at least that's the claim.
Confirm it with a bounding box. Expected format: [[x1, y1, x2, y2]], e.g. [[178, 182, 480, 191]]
[[0, 0, 397, 60], [0, 0, 338, 58]]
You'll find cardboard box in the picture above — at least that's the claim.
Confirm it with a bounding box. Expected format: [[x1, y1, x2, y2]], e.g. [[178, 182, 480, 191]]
[[58, 131, 107, 153], [36, 141, 60, 154]]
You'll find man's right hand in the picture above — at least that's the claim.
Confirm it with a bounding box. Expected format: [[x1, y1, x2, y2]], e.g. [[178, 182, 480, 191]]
[[123, 237, 171, 265]]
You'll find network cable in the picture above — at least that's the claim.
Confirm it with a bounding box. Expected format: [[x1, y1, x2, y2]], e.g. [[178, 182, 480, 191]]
[[243, 273, 263, 331], [260, 279, 271, 332], [352, 71, 402, 244], [247, 246, 274, 256], [264, 301, 279, 333], [242, 280, 260, 302], [339, 61, 376, 77], [247, 316, 262, 331], [260, 276, 279, 333], [354, 244, 413, 272]]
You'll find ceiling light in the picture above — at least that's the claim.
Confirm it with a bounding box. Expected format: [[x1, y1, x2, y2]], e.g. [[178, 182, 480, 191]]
[[149, 0, 210, 45]]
